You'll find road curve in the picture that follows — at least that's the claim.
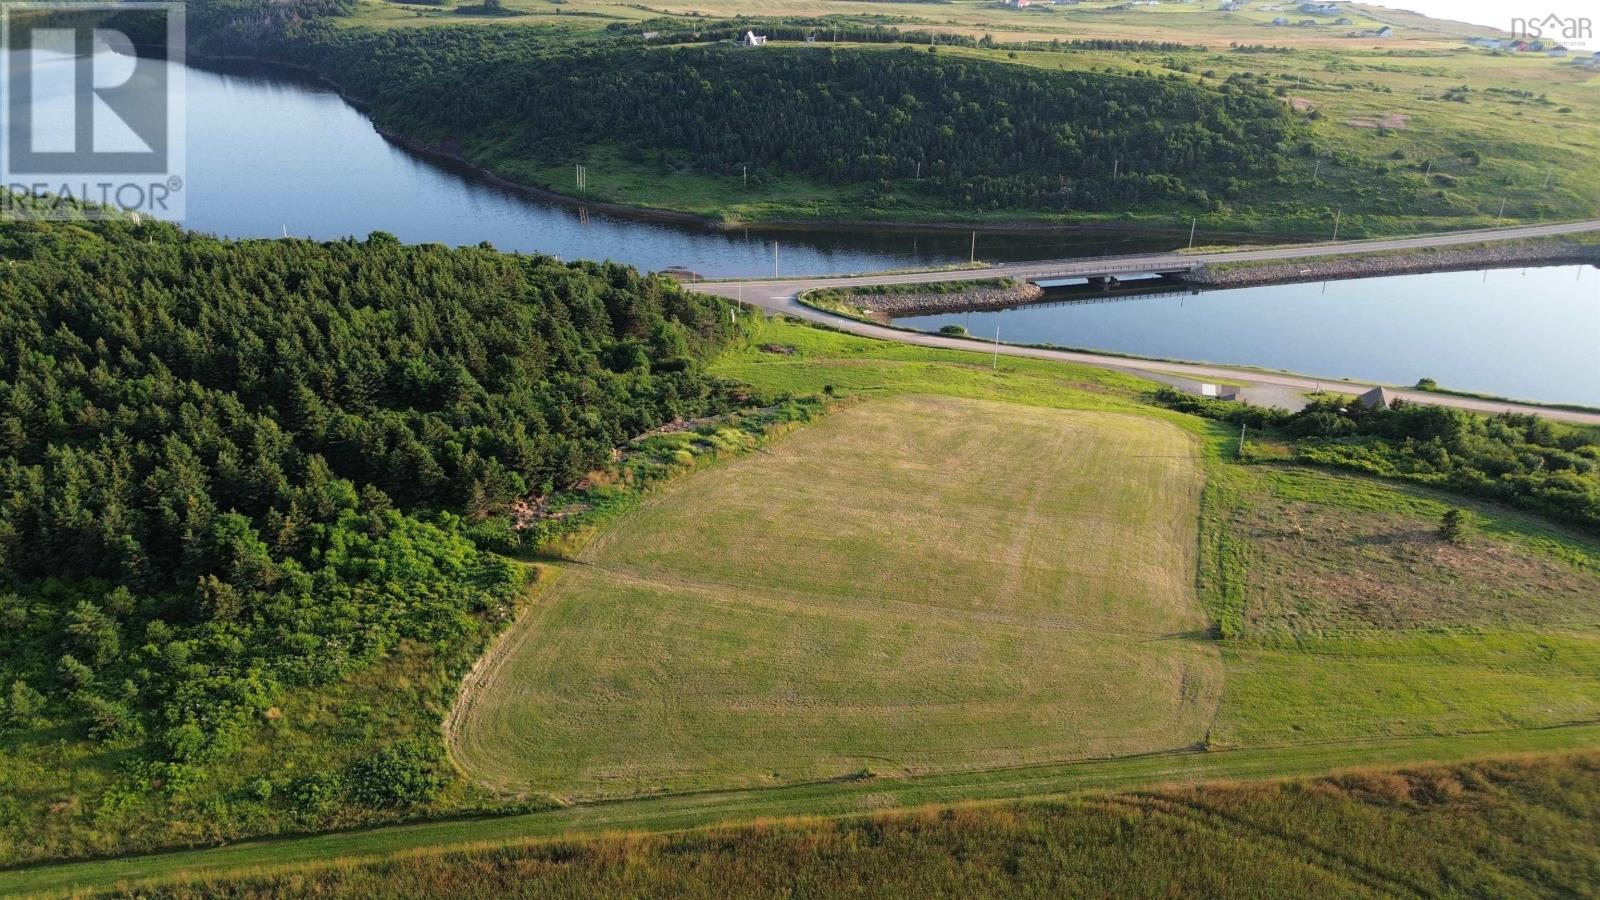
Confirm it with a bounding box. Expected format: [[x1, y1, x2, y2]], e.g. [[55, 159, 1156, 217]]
[[697, 220, 1600, 425]]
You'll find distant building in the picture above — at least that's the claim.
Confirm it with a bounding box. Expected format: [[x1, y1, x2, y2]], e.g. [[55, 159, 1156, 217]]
[[1358, 386, 1397, 409], [1170, 379, 1241, 401], [1298, 1, 1342, 15], [1547, 46, 1568, 57], [1350, 26, 1394, 38], [1218, 1, 1244, 11], [1272, 16, 1289, 25], [741, 30, 768, 47], [1334, 17, 1353, 25]]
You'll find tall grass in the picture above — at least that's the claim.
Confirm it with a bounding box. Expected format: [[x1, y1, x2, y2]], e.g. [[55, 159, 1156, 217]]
[[130, 753, 1600, 899]]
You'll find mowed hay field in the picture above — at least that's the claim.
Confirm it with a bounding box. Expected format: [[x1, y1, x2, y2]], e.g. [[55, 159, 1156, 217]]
[[450, 395, 1218, 798]]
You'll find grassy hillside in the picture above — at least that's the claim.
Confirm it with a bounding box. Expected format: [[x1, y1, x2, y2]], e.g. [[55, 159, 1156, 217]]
[[71, 754, 1600, 898], [181, 0, 1600, 235], [450, 395, 1216, 796]]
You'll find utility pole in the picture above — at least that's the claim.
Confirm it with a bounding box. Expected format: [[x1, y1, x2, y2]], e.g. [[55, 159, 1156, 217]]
[[970, 231, 977, 264], [1331, 207, 1342, 242], [772, 241, 780, 278], [1112, 157, 1120, 179], [915, 160, 922, 180], [1238, 422, 1247, 457], [743, 165, 748, 189], [1423, 159, 1431, 178], [1188, 217, 1197, 250], [1312, 159, 1321, 183], [1542, 168, 1552, 190], [993, 322, 1001, 370], [1496, 196, 1507, 224]]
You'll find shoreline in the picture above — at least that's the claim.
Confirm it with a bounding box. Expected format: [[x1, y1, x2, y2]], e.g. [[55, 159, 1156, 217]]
[[1180, 241, 1600, 289], [175, 53, 1506, 243], [845, 240, 1600, 319]]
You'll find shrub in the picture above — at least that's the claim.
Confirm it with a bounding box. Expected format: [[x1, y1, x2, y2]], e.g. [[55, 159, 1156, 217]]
[[289, 771, 345, 819], [1439, 508, 1468, 544], [347, 740, 446, 808]]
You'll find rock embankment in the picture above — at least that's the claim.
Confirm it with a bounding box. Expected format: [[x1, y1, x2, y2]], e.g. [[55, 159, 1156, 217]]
[[853, 282, 1045, 316], [1185, 240, 1600, 288]]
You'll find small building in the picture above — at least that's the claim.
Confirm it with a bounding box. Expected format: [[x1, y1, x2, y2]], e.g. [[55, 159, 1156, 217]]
[[1547, 46, 1568, 57], [1272, 17, 1290, 25], [1218, 1, 1244, 11], [1357, 386, 1397, 409], [1334, 17, 1353, 25], [741, 30, 768, 47]]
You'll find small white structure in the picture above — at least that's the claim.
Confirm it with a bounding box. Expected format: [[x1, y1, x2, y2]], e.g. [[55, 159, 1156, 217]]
[[741, 31, 768, 47]]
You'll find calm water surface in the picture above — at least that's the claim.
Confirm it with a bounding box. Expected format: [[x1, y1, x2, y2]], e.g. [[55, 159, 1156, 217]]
[[901, 266, 1600, 407]]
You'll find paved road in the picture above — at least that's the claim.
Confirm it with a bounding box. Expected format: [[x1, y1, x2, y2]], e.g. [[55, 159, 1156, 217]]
[[698, 220, 1600, 425]]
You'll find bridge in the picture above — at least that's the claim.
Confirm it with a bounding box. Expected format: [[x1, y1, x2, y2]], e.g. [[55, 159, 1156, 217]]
[[696, 219, 1600, 425]]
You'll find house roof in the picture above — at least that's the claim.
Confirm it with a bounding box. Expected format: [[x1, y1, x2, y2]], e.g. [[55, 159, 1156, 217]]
[[1358, 386, 1397, 409]]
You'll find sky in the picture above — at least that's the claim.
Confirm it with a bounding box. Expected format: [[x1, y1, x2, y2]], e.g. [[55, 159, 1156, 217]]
[[1368, 0, 1592, 31]]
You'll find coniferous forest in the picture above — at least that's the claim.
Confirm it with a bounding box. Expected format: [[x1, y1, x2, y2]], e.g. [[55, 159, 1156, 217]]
[[0, 205, 735, 796]]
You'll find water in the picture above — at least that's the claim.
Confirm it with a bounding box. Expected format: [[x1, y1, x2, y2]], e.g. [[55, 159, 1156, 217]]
[[9, 51, 1597, 404], [73, 53, 1179, 276], [900, 266, 1600, 407]]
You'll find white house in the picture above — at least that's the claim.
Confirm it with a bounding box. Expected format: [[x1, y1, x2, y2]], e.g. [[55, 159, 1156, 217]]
[[741, 31, 768, 47]]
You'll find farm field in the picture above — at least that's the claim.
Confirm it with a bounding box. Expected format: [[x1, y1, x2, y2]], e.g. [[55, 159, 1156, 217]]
[[453, 316, 1600, 799], [449, 394, 1218, 797]]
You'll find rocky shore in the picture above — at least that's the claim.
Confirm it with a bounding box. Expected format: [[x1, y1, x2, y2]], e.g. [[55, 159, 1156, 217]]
[[1183, 240, 1600, 288], [848, 282, 1045, 317]]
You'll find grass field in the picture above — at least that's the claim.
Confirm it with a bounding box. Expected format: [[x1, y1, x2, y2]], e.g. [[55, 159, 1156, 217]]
[[46, 753, 1600, 898], [7, 316, 1600, 893], [449, 395, 1218, 797], [1201, 462, 1600, 749], [116, 749, 1600, 896]]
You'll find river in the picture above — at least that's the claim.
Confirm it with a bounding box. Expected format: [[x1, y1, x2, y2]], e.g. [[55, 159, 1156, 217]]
[[9, 52, 1599, 406], [171, 58, 1178, 276]]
